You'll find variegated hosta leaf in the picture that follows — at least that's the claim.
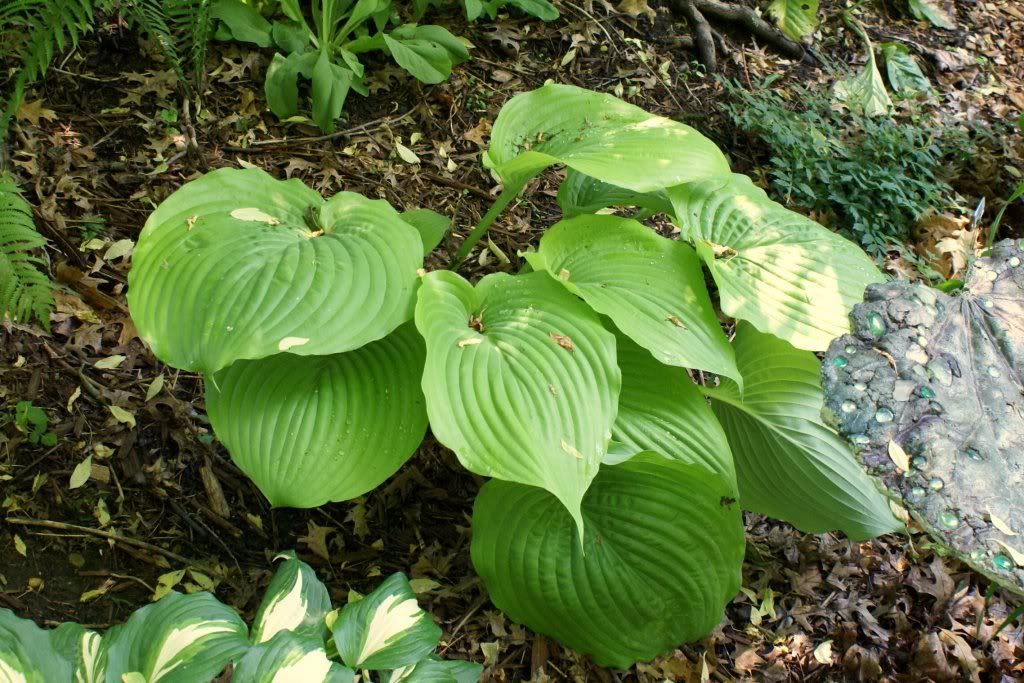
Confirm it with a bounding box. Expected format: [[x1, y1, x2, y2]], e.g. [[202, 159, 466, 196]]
[[822, 239, 1024, 591], [525, 214, 741, 387], [415, 270, 620, 536], [332, 573, 441, 670], [668, 174, 885, 352], [0, 609, 74, 682], [384, 657, 484, 683], [471, 453, 744, 669], [484, 83, 730, 191], [556, 169, 673, 219], [612, 328, 736, 488], [49, 622, 106, 683], [250, 552, 332, 644], [706, 322, 901, 540], [102, 592, 249, 683], [232, 631, 353, 683], [128, 167, 424, 374], [206, 322, 428, 508]]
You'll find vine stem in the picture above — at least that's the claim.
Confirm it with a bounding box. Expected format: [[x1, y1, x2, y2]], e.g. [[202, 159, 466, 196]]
[[449, 179, 526, 268]]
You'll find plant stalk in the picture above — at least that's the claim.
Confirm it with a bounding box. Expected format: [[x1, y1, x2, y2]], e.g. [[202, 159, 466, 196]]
[[450, 179, 525, 268]]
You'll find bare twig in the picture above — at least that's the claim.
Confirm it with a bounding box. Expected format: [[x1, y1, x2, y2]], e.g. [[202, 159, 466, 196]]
[[6, 516, 191, 565], [220, 109, 415, 153]]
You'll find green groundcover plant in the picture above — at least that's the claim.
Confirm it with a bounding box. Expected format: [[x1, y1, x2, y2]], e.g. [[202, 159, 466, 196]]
[[0, 552, 481, 682], [210, 0, 477, 132], [126, 83, 904, 668]]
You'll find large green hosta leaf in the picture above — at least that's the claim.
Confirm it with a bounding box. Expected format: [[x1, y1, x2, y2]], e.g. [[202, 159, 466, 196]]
[[103, 592, 249, 682], [416, 271, 620, 534], [332, 573, 441, 670], [484, 83, 730, 191], [556, 169, 673, 219], [668, 174, 884, 352], [128, 167, 424, 374], [525, 214, 740, 387], [706, 322, 900, 540], [206, 323, 427, 508], [612, 329, 735, 487], [250, 552, 332, 644], [471, 453, 744, 669]]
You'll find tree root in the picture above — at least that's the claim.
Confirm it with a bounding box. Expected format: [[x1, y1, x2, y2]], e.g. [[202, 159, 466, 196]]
[[666, 0, 807, 74]]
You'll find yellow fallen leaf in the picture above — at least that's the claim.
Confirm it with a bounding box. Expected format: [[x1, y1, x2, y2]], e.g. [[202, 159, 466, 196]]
[[95, 355, 127, 370], [109, 405, 136, 428], [146, 374, 164, 401], [990, 509, 1017, 536], [69, 455, 93, 490], [888, 439, 910, 472], [395, 142, 420, 164]]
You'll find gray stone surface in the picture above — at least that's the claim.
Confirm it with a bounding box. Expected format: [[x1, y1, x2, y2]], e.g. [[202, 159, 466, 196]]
[[822, 239, 1024, 592]]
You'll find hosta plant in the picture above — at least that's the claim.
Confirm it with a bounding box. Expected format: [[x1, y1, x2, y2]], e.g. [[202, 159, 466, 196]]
[[0, 552, 480, 682], [128, 83, 903, 667], [211, 0, 470, 132]]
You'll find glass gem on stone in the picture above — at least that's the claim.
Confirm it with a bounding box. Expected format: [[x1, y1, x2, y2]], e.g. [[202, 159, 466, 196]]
[[994, 554, 1014, 571], [866, 311, 886, 337], [875, 407, 894, 423], [938, 511, 959, 529]]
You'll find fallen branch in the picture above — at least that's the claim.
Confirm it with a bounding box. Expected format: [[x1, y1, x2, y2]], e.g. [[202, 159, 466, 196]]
[[6, 516, 191, 565]]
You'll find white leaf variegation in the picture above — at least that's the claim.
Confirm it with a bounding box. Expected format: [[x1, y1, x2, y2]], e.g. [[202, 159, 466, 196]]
[[49, 622, 106, 683], [102, 592, 248, 682], [384, 657, 484, 683], [250, 552, 332, 645], [232, 631, 353, 683], [332, 573, 441, 670], [0, 608, 75, 682]]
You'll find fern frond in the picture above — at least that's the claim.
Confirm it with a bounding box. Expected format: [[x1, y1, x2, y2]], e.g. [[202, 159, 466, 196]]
[[0, 175, 53, 329], [121, 0, 213, 96], [123, 0, 188, 88], [174, 0, 212, 92], [0, 0, 103, 141]]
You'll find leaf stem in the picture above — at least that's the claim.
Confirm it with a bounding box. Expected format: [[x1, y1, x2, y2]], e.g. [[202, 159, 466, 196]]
[[450, 180, 525, 268]]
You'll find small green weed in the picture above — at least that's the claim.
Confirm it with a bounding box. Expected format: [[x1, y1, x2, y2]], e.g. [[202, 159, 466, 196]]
[[723, 79, 1005, 257], [14, 400, 56, 447]]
